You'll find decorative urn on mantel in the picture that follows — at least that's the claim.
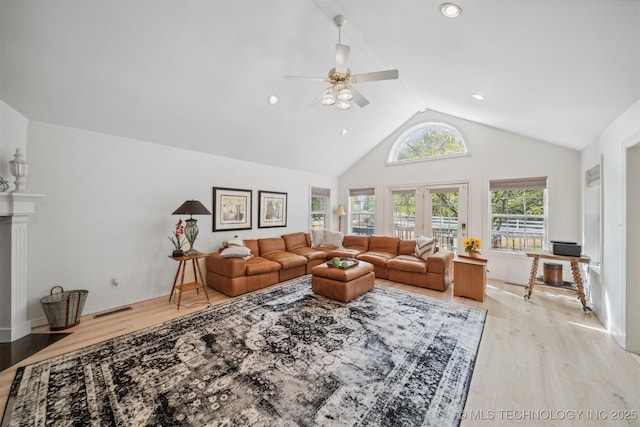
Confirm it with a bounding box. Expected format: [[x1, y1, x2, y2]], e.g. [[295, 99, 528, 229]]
[[9, 148, 28, 193]]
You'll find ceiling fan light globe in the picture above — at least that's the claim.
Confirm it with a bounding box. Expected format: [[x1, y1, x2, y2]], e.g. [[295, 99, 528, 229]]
[[337, 88, 353, 101], [321, 93, 336, 106], [336, 101, 351, 110]]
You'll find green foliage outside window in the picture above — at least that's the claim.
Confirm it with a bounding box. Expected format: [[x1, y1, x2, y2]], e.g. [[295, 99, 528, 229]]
[[392, 123, 466, 162], [490, 189, 545, 251]]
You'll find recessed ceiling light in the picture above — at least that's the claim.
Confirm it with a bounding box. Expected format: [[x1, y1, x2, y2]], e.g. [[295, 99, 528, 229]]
[[340, 128, 349, 135], [472, 93, 486, 100], [267, 94, 280, 105], [440, 3, 462, 18]]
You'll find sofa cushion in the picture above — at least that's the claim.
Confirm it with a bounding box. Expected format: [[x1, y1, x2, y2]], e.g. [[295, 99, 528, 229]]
[[357, 251, 396, 267], [387, 255, 427, 274], [244, 239, 259, 256], [262, 251, 308, 269], [245, 257, 281, 275], [342, 235, 369, 253], [327, 248, 362, 259], [398, 240, 417, 256], [289, 246, 327, 261], [368, 235, 400, 254], [258, 237, 287, 256], [282, 232, 308, 251]]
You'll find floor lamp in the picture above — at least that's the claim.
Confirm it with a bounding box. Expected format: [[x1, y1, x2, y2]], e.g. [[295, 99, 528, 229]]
[[335, 205, 346, 232]]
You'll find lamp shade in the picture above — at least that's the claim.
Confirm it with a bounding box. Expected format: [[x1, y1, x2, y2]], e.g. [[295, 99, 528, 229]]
[[335, 205, 346, 216], [172, 200, 211, 216]]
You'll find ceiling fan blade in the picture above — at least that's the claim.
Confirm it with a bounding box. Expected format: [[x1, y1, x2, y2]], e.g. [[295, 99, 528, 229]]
[[352, 69, 399, 83], [284, 75, 327, 82], [335, 44, 351, 74], [350, 87, 369, 108]]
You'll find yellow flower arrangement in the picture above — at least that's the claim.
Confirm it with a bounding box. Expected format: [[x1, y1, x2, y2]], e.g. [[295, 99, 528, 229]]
[[462, 237, 482, 254]]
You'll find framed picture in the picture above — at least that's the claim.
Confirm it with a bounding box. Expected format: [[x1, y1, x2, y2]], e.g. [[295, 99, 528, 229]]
[[258, 191, 287, 228], [212, 187, 252, 231]]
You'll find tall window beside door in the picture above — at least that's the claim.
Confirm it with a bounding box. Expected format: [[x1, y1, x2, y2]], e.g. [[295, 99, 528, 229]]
[[489, 177, 547, 252], [311, 187, 330, 230], [349, 188, 375, 235]]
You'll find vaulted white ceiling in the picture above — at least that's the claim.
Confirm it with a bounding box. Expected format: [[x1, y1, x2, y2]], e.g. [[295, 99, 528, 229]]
[[1, 0, 639, 176]]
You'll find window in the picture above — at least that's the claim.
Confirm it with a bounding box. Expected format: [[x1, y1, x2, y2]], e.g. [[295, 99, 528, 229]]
[[490, 177, 547, 252], [349, 188, 375, 235], [311, 187, 329, 230], [388, 122, 467, 163], [584, 164, 601, 268], [392, 190, 416, 239]]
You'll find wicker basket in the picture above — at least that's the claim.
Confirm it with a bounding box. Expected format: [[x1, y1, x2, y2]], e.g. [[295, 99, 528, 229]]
[[40, 286, 88, 331]]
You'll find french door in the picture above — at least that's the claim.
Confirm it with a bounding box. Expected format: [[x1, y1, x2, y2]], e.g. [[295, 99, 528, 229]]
[[388, 184, 468, 252]]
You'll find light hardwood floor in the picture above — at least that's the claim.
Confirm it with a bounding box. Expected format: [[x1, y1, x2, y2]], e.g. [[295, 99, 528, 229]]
[[1, 279, 639, 426]]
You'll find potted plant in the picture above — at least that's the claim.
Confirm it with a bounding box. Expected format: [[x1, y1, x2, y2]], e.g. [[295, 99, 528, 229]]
[[169, 219, 186, 257], [462, 237, 482, 258]]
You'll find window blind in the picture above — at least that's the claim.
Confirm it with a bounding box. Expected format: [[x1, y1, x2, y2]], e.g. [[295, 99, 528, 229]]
[[311, 187, 330, 197], [349, 188, 375, 197], [489, 177, 547, 191]]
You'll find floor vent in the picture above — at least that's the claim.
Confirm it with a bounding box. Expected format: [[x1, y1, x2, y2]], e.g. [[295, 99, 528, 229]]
[[93, 306, 132, 319]]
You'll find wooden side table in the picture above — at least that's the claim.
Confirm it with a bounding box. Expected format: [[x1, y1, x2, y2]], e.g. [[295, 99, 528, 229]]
[[524, 250, 590, 312], [453, 255, 487, 302], [169, 252, 209, 309]]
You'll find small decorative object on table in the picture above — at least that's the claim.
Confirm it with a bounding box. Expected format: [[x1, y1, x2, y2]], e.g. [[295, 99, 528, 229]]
[[462, 237, 482, 258], [327, 257, 359, 269], [169, 219, 186, 257], [0, 176, 9, 192]]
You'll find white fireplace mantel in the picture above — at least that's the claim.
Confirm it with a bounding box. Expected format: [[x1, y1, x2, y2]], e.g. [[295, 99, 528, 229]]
[[0, 192, 44, 216], [0, 192, 44, 342]]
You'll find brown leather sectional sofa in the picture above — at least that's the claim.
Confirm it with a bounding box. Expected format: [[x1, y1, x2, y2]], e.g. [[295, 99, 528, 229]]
[[205, 232, 454, 297]]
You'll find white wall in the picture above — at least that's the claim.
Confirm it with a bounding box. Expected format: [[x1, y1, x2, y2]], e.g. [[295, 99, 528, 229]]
[[25, 121, 337, 325], [0, 100, 29, 188], [339, 110, 581, 285], [581, 99, 640, 349]]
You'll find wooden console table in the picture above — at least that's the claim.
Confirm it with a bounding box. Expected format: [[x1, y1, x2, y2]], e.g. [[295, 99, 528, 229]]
[[524, 250, 590, 312], [453, 255, 488, 302], [169, 252, 209, 309]]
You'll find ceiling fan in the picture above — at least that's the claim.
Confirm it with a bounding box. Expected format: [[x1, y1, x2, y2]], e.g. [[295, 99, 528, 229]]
[[285, 15, 399, 110]]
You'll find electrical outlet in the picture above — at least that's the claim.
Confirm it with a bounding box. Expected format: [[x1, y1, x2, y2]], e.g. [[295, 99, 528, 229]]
[[112, 278, 119, 288]]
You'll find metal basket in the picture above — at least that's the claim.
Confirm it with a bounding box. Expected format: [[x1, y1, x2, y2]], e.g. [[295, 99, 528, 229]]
[[40, 286, 89, 331]]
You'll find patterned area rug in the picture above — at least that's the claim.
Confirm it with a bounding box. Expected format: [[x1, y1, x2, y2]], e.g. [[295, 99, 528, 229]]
[[2, 277, 486, 427]]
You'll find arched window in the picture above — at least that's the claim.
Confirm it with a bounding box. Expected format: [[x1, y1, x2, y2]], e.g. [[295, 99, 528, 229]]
[[388, 122, 467, 163]]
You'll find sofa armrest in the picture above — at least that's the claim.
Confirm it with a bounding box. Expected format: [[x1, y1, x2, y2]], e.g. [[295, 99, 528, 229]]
[[425, 251, 454, 274], [206, 252, 247, 278]]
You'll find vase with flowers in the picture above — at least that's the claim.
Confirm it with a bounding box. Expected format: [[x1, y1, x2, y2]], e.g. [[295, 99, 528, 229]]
[[169, 219, 186, 257], [462, 237, 482, 258]]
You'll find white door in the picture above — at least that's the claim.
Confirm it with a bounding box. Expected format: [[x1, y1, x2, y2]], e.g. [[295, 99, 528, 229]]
[[387, 184, 468, 252]]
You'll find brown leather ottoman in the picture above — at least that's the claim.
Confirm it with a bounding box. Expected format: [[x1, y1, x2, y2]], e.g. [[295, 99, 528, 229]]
[[311, 261, 375, 302]]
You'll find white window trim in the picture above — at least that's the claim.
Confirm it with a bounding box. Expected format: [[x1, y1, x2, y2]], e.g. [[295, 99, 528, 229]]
[[387, 121, 468, 164]]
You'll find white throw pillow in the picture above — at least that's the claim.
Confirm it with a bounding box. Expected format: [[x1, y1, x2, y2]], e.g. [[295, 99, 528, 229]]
[[227, 236, 244, 247], [414, 235, 436, 260], [310, 229, 325, 247], [220, 246, 251, 258], [322, 230, 344, 249]]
